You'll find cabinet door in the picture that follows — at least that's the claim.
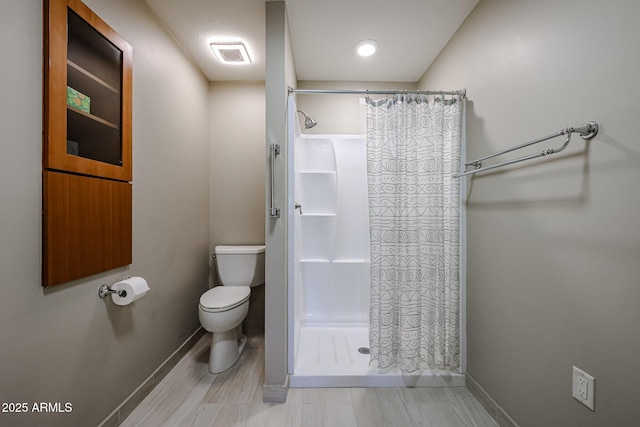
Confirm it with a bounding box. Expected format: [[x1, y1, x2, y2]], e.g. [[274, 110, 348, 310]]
[[43, 171, 132, 287], [44, 0, 132, 182]]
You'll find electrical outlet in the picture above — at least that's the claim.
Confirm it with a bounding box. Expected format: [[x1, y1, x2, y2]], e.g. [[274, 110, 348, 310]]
[[572, 366, 595, 411]]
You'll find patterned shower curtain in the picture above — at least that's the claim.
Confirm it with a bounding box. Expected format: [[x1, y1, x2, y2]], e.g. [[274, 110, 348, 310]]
[[366, 94, 463, 372]]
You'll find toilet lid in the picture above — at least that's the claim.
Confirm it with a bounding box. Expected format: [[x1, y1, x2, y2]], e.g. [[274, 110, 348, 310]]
[[199, 286, 250, 312]]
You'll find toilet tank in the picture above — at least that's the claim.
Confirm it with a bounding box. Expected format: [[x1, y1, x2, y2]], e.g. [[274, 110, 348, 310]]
[[214, 245, 265, 287]]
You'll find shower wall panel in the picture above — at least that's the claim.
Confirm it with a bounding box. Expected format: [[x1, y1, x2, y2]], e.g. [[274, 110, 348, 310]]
[[295, 135, 370, 325]]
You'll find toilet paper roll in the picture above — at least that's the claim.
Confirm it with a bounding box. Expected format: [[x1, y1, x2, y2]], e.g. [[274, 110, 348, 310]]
[[111, 277, 150, 306]]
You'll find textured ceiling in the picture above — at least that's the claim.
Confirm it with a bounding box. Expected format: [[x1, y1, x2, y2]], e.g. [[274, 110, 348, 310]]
[[146, 0, 266, 81], [145, 0, 479, 82], [286, 0, 478, 82]]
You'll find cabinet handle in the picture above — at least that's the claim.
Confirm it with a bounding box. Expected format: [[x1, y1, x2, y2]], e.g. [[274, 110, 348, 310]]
[[269, 144, 280, 218]]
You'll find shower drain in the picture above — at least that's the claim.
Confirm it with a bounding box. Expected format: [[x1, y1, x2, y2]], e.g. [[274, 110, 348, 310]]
[[357, 347, 370, 355]]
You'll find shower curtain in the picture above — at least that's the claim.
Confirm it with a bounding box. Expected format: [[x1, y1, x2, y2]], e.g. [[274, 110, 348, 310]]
[[366, 94, 463, 373]]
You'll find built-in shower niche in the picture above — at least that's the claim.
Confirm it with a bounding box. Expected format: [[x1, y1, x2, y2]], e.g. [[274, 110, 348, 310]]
[[298, 215, 336, 260], [296, 137, 338, 322], [295, 135, 370, 325], [296, 137, 336, 171], [296, 137, 337, 262], [298, 173, 337, 215]]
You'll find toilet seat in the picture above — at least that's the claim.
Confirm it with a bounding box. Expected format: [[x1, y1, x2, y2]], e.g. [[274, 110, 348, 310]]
[[199, 286, 250, 313]]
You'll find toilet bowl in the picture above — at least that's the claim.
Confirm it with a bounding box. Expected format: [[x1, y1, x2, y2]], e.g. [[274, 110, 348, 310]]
[[198, 286, 250, 373], [198, 245, 265, 374]]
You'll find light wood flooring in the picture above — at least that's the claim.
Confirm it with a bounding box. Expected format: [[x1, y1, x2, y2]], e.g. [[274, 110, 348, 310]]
[[122, 333, 497, 427]]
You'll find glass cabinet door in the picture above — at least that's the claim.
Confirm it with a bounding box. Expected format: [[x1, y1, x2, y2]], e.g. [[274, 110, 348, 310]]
[[66, 9, 122, 166], [44, 0, 132, 182]]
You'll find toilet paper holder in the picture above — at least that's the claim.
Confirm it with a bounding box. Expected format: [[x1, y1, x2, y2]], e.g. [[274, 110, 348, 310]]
[[98, 284, 127, 299]]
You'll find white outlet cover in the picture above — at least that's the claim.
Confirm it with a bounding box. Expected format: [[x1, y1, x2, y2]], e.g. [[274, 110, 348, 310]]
[[572, 366, 595, 411]]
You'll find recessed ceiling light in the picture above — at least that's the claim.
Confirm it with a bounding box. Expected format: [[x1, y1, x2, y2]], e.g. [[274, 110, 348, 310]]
[[210, 42, 251, 64], [356, 40, 378, 57]]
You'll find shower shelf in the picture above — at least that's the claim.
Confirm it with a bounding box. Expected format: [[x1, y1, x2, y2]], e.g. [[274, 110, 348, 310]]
[[298, 170, 336, 174], [298, 258, 367, 263], [299, 213, 336, 217]]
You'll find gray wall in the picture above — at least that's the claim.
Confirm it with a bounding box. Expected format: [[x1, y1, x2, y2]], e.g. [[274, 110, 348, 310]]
[[419, 0, 640, 425], [264, 0, 296, 395], [209, 81, 266, 333], [0, 1, 210, 426], [209, 81, 266, 255]]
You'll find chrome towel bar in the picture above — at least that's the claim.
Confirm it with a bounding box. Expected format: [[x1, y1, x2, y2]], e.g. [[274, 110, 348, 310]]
[[455, 121, 599, 178]]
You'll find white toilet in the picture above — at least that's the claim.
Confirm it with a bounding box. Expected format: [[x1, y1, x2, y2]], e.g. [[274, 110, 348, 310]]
[[198, 245, 265, 373]]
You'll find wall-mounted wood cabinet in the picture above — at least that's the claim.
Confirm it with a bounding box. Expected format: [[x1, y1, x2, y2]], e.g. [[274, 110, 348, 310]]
[[43, 0, 133, 287], [43, 171, 132, 286], [44, 0, 132, 181]]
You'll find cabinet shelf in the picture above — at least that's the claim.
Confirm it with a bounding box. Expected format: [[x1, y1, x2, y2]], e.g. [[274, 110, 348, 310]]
[[67, 105, 118, 130], [68, 59, 119, 94], [67, 59, 121, 128]]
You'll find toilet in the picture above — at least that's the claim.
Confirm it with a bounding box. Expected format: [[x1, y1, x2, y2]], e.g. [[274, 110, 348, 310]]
[[198, 245, 265, 373]]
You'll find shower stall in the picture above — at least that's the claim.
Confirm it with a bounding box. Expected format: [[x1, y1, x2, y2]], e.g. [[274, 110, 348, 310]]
[[286, 95, 466, 387]]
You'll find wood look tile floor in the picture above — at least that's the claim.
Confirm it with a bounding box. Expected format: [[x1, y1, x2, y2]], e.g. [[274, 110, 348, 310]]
[[122, 333, 497, 427]]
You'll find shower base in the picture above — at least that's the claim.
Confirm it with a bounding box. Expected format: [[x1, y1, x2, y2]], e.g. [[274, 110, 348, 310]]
[[290, 323, 465, 388]]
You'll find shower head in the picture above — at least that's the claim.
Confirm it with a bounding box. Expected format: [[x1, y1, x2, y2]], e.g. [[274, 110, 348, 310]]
[[297, 110, 317, 129]]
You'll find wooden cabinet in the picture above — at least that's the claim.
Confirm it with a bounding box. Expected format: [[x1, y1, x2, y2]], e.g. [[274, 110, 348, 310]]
[[43, 172, 132, 286], [43, 0, 133, 286], [44, 0, 132, 181]]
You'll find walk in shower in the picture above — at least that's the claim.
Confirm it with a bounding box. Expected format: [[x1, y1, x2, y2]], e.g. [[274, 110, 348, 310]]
[[286, 95, 466, 387]]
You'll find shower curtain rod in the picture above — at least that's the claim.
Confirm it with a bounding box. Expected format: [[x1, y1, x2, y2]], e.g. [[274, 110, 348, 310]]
[[454, 121, 599, 178], [288, 87, 466, 97]]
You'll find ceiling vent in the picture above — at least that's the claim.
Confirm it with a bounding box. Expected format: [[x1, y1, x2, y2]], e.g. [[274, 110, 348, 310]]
[[210, 42, 251, 64]]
